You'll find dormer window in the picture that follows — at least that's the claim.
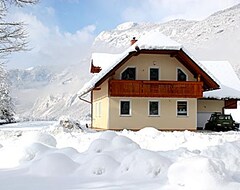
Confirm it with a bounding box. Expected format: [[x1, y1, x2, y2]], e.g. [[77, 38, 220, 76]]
[[177, 68, 187, 81], [121, 67, 136, 80]]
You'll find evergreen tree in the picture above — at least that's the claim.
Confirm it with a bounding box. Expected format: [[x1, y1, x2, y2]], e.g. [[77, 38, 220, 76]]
[[0, 65, 15, 122]]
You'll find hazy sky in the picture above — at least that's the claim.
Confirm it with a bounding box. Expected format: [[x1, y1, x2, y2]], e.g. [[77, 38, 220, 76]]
[[7, 0, 240, 69]]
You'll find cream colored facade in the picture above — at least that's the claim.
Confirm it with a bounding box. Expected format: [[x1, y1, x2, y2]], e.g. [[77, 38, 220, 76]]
[[113, 54, 196, 81], [91, 54, 224, 130], [197, 99, 224, 113], [108, 98, 197, 130]]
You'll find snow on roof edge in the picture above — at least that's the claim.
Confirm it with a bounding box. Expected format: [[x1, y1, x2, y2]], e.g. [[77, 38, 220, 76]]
[[181, 47, 220, 87]]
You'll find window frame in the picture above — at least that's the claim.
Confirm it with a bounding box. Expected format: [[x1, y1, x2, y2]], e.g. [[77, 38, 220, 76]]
[[119, 99, 132, 116], [120, 67, 137, 80], [148, 67, 160, 81], [148, 100, 160, 117], [176, 67, 188, 81], [176, 100, 188, 117]]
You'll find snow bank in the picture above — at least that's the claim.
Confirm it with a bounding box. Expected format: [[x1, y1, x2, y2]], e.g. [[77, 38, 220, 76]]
[[1, 123, 240, 189], [30, 153, 79, 176], [168, 156, 229, 190]]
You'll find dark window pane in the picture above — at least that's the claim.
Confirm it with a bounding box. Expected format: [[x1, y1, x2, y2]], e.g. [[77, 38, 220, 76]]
[[121, 101, 130, 115], [177, 69, 187, 81], [150, 68, 159, 81], [177, 101, 187, 116], [121, 68, 136, 80], [149, 101, 159, 115]]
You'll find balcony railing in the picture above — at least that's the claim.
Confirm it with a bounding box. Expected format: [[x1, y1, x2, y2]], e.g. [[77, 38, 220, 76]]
[[109, 80, 203, 98]]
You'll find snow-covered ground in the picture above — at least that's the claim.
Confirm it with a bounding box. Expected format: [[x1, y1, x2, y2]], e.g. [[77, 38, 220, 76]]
[[0, 121, 240, 190]]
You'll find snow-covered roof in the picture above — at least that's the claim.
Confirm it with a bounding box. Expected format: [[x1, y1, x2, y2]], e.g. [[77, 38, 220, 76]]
[[78, 31, 239, 99], [78, 31, 184, 97], [91, 53, 122, 71], [202, 61, 240, 99], [134, 31, 182, 50]]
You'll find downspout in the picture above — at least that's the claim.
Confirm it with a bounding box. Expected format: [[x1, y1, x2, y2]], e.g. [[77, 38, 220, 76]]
[[91, 90, 93, 128], [78, 91, 92, 127]]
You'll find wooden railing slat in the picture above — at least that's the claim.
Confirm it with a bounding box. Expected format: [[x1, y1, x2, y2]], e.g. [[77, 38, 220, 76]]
[[109, 80, 203, 98]]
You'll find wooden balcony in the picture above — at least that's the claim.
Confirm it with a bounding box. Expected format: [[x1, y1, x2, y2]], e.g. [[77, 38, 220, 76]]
[[109, 80, 203, 98]]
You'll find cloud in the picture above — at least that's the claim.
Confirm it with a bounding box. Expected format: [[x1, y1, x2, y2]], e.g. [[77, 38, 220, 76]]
[[122, 0, 240, 22], [7, 10, 96, 69]]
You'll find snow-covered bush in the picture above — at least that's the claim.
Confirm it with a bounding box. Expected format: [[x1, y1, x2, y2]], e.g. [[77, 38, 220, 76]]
[[58, 116, 83, 130]]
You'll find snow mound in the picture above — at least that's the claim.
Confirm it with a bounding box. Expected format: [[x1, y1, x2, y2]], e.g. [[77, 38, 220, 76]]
[[87, 138, 110, 153], [168, 156, 228, 189], [33, 133, 57, 147], [119, 149, 171, 178], [88, 131, 140, 154], [138, 127, 161, 137], [111, 135, 139, 149], [30, 153, 79, 176], [201, 141, 240, 172], [21, 143, 52, 162], [99, 130, 117, 141], [78, 154, 120, 176], [2, 121, 240, 189]]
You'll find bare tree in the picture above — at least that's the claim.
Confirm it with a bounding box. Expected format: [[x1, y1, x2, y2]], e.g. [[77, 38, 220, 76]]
[[0, 0, 38, 57], [0, 0, 38, 123]]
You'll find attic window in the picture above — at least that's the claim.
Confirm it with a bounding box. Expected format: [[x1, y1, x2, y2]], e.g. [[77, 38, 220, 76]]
[[177, 68, 187, 81], [121, 67, 136, 80]]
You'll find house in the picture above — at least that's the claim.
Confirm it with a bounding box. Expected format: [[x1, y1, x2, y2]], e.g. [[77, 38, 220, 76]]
[[78, 31, 240, 130]]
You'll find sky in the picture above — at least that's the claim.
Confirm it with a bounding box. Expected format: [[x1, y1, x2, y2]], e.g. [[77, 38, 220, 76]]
[[6, 0, 240, 69]]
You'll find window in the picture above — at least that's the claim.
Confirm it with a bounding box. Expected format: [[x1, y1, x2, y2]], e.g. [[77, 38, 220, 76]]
[[149, 101, 160, 116], [121, 68, 136, 80], [120, 100, 131, 116], [177, 101, 188, 116], [177, 68, 187, 81], [149, 68, 159, 80]]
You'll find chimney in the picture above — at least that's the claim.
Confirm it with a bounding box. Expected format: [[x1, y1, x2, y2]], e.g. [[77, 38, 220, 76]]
[[130, 37, 137, 46]]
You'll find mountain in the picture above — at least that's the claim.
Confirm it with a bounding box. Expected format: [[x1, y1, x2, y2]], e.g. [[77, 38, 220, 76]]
[[94, 4, 240, 69], [9, 4, 240, 120], [9, 63, 91, 120]]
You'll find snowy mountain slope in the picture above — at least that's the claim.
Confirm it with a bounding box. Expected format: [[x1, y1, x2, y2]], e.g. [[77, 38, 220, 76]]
[[94, 4, 240, 48], [10, 62, 91, 120], [94, 4, 240, 67], [9, 66, 53, 89], [9, 4, 240, 120]]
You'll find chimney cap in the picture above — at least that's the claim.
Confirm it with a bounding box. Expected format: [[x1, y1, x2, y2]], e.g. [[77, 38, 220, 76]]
[[130, 37, 137, 45]]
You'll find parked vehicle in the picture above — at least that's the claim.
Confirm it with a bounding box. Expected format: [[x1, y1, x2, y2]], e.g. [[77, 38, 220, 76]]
[[205, 113, 239, 131]]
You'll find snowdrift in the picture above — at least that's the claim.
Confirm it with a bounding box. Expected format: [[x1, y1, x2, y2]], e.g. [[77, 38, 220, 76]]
[[0, 122, 240, 189]]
